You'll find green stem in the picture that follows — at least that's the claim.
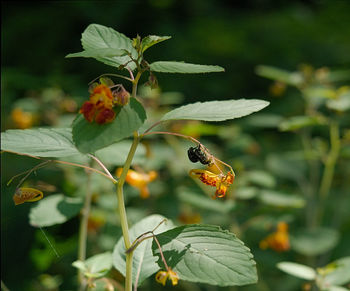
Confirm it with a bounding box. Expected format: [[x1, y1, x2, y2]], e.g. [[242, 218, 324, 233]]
[[117, 131, 140, 291], [132, 71, 142, 98], [316, 122, 340, 224], [78, 160, 93, 291]]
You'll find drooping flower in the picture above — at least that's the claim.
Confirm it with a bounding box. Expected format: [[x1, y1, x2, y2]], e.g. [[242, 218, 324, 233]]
[[79, 84, 116, 124], [155, 268, 179, 286], [13, 187, 44, 205], [116, 168, 158, 199], [189, 169, 234, 198], [259, 222, 290, 252]]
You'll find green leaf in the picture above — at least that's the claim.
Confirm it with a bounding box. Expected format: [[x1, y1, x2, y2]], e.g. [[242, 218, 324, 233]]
[[327, 90, 350, 112], [177, 188, 235, 213], [327, 286, 350, 291], [113, 215, 174, 286], [72, 98, 147, 153], [246, 170, 276, 188], [323, 257, 350, 286], [1, 128, 81, 158], [255, 65, 303, 86], [277, 262, 316, 280], [152, 224, 257, 286], [160, 99, 269, 122], [95, 140, 146, 166], [149, 61, 224, 74], [79, 24, 137, 70], [141, 35, 171, 53], [259, 190, 305, 208], [279, 116, 326, 131], [29, 194, 83, 227], [73, 252, 112, 278], [291, 228, 340, 256], [66, 48, 128, 58]]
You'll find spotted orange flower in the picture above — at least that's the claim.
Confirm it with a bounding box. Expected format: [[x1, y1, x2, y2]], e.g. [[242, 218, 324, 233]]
[[155, 268, 179, 286], [116, 168, 158, 199], [80, 84, 116, 124], [13, 187, 44, 205], [189, 169, 234, 198], [259, 222, 290, 252]]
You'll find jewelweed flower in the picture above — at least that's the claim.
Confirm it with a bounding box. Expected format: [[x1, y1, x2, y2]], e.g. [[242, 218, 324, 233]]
[[116, 168, 158, 199], [13, 187, 43, 205], [80, 84, 116, 124], [11, 108, 35, 129], [155, 268, 179, 286], [259, 222, 290, 252], [189, 169, 234, 198]]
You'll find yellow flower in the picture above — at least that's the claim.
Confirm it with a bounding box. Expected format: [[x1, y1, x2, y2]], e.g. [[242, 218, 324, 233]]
[[116, 168, 157, 199], [155, 268, 179, 286], [189, 169, 234, 198], [13, 187, 44, 205], [259, 222, 290, 252]]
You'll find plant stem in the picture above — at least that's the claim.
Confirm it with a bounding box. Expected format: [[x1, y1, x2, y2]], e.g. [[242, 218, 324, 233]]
[[77, 160, 93, 291], [132, 71, 142, 98], [116, 131, 140, 291], [316, 122, 340, 224]]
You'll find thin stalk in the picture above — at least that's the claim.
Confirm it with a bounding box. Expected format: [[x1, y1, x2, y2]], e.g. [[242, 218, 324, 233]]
[[78, 160, 93, 291], [117, 131, 140, 291], [316, 122, 340, 224], [88, 73, 133, 84], [3, 150, 116, 183], [88, 154, 116, 183]]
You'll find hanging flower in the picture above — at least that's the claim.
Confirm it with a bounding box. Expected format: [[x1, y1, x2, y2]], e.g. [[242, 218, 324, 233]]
[[189, 169, 234, 198], [13, 187, 44, 205], [155, 268, 179, 286], [259, 222, 290, 252], [116, 168, 158, 199], [80, 84, 116, 124]]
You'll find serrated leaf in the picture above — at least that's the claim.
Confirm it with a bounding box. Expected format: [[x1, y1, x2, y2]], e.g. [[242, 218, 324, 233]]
[[72, 98, 146, 153], [323, 257, 350, 286], [66, 48, 128, 58], [160, 99, 269, 122], [79, 24, 138, 70], [291, 228, 340, 256], [277, 262, 316, 280], [152, 224, 257, 286], [149, 61, 224, 74], [113, 215, 174, 286], [259, 190, 305, 208], [29, 194, 83, 227], [255, 65, 303, 86], [1, 128, 80, 157], [141, 35, 171, 53]]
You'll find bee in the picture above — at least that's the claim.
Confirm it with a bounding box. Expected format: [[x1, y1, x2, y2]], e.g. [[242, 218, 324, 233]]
[[187, 145, 212, 165]]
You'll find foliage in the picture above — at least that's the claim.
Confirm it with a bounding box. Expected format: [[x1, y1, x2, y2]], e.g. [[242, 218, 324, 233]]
[[2, 3, 350, 291]]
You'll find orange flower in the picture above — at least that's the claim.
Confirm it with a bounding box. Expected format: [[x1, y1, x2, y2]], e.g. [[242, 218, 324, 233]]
[[11, 108, 35, 129], [116, 168, 157, 199], [189, 169, 234, 198], [13, 187, 44, 205], [80, 84, 116, 124], [155, 268, 179, 286], [259, 222, 290, 252]]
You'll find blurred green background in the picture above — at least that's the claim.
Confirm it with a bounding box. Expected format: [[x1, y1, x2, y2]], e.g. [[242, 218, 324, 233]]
[[2, 1, 350, 290]]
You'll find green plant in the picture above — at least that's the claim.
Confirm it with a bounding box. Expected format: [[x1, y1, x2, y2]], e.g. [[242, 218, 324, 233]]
[[1, 24, 270, 290]]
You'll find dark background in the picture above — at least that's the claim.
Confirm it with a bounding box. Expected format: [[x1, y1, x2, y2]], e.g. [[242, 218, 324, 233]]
[[2, 1, 350, 290]]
